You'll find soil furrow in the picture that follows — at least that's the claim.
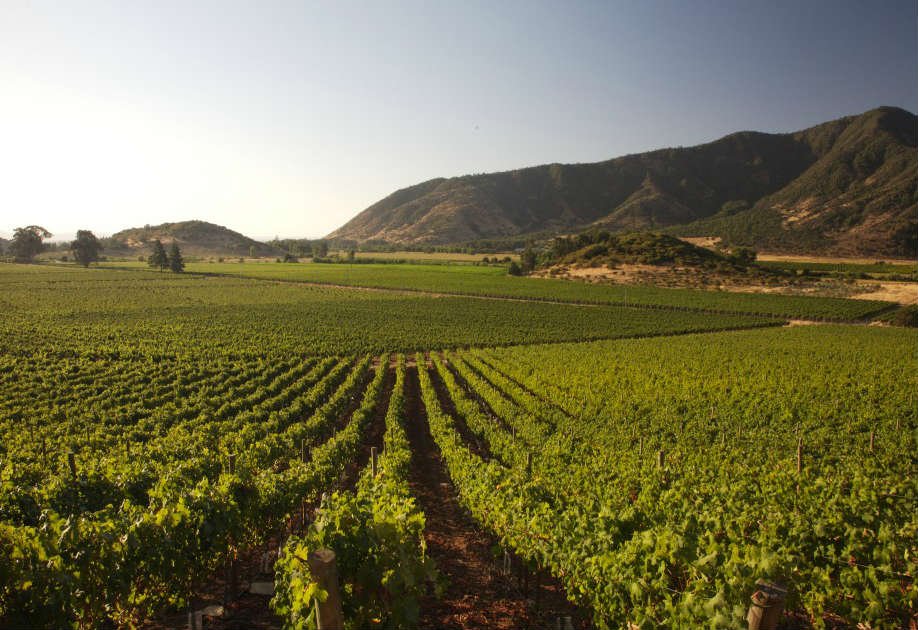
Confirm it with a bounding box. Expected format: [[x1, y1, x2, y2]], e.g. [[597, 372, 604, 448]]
[[404, 363, 586, 629]]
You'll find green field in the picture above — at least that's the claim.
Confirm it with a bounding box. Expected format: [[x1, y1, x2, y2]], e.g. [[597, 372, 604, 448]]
[[0, 262, 914, 628], [0, 264, 775, 356], [758, 259, 918, 278], [98, 260, 895, 321], [424, 326, 917, 627]]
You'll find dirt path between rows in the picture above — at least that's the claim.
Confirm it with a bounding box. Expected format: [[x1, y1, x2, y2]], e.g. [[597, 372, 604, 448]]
[[403, 365, 587, 629]]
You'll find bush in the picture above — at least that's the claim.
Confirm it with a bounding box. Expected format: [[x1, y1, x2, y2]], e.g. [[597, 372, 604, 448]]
[[888, 305, 918, 327], [507, 261, 522, 276]]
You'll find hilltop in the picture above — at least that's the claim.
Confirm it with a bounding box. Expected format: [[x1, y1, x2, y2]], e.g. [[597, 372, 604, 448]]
[[107, 221, 283, 258], [328, 107, 917, 257]]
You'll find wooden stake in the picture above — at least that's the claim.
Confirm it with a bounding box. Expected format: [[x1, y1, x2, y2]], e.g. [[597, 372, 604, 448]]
[[796, 437, 802, 474], [67, 451, 77, 478], [308, 549, 344, 630], [869, 430, 875, 453], [746, 580, 787, 630], [228, 453, 236, 474], [656, 449, 665, 469], [370, 447, 378, 477], [526, 452, 533, 478]]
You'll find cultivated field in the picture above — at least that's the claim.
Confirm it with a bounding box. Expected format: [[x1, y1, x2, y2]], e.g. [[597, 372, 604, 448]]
[[0, 262, 914, 629]]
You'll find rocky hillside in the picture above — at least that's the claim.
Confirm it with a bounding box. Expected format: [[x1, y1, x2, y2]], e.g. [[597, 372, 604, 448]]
[[108, 221, 283, 258], [329, 107, 916, 257]]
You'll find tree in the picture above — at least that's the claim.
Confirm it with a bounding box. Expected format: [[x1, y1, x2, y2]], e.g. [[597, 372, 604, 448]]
[[168, 242, 185, 273], [70, 230, 103, 267], [148, 240, 168, 272], [520, 246, 537, 273], [9, 225, 52, 262], [313, 240, 329, 258], [728, 246, 757, 267], [507, 261, 523, 276]]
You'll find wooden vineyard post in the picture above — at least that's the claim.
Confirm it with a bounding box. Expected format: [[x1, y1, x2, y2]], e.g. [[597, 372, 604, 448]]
[[67, 451, 77, 478], [656, 449, 665, 469], [746, 580, 787, 630], [526, 452, 533, 478], [869, 429, 875, 453], [41, 438, 47, 468], [228, 453, 236, 475], [230, 546, 238, 602], [370, 446, 378, 477], [556, 616, 574, 630], [639, 436, 643, 456], [301, 438, 309, 463], [796, 437, 802, 474], [308, 549, 344, 630]]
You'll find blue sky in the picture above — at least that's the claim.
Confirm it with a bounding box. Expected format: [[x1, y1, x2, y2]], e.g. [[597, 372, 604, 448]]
[[1, 0, 915, 241]]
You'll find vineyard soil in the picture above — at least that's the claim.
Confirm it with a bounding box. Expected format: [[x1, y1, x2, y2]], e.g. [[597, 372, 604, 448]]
[[402, 365, 585, 629]]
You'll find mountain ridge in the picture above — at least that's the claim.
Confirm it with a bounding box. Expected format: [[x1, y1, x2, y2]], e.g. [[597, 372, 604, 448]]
[[328, 107, 917, 257]]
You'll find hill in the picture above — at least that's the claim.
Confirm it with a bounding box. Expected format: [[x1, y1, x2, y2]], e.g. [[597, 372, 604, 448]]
[[107, 221, 283, 258], [328, 107, 917, 257], [547, 232, 747, 270]]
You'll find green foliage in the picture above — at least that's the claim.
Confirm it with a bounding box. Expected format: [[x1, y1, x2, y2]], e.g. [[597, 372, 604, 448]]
[[273, 360, 436, 629], [313, 240, 329, 258], [757, 259, 917, 279], [147, 240, 168, 272], [70, 230, 103, 267], [726, 246, 757, 267], [520, 246, 537, 273], [179, 260, 893, 321], [168, 243, 185, 273], [879, 304, 918, 327], [9, 226, 51, 263], [417, 327, 916, 628], [547, 231, 737, 269], [0, 265, 776, 357], [0, 354, 384, 625]]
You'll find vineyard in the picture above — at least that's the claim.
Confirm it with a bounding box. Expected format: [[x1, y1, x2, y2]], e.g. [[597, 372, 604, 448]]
[[104, 261, 897, 322], [0, 263, 915, 628]]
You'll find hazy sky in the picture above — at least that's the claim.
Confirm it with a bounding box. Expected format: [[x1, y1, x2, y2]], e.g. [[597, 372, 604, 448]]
[[1, 1, 915, 241]]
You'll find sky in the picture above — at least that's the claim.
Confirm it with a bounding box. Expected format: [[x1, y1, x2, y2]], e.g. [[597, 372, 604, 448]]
[[0, 1, 915, 242]]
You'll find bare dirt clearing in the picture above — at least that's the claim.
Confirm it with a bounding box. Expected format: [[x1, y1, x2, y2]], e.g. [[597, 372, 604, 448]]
[[849, 281, 917, 305]]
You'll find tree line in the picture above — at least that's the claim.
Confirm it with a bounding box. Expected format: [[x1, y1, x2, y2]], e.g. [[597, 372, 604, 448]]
[[2, 226, 184, 272]]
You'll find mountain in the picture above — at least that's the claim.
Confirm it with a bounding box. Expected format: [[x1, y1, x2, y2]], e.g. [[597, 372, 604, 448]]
[[107, 221, 283, 258], [328, 107, 917, 257]]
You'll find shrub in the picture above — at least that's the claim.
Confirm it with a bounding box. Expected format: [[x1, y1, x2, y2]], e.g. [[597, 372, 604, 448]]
[[888, 305, 918, 327]]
